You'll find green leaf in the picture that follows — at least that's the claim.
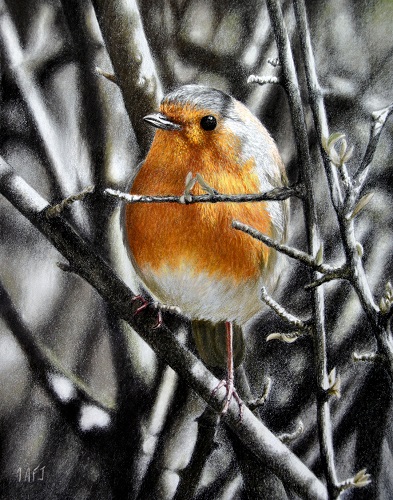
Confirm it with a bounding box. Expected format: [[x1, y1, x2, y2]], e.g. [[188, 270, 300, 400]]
[[329, 148, 342, 167], [315, 244, 324, 266], [266, 333, 298, 343], [327, 132, 346, 148], [342, 145, 354, 164], [351, 192, 374, 219], [353, 469, 371, 487], [328, 367, 336, 385], [356, 242, 364, 257]]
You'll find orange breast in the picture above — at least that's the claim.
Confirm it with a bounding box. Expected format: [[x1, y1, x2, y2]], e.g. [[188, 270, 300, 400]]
[[125, 127, 273, 285]]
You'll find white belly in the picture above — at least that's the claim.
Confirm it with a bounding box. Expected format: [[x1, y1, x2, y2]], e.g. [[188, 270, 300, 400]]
[[138, 264, 264, 325]]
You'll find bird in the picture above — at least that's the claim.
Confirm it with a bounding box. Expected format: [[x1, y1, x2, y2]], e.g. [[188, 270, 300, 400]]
[[125, 84, 289, 415]]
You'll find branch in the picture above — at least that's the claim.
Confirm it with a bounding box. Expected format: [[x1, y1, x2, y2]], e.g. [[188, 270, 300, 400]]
[[304, 266, 350, 289], [355, 102, 393, 181], [47, 185, 95, 217], [292, 6, 393, 497], [0, 156, 328, 500], [278, 420, 304, 444], [260, 287, 309, 331], [90, 0, 163, 157], [353, 351, 386, 365], [292, 1, 393, 385], [292, 0, 343, 209], [266, 0, 338, 495], [247, 377, 272, 410], [337, 469, 372, 493], [135, 365, 178, 490], [232, 220, 338, 274], [105, 185, 299, 205]]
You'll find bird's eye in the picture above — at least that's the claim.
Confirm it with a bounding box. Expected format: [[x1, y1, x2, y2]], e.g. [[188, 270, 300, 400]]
[[200, 115, 217, 131]]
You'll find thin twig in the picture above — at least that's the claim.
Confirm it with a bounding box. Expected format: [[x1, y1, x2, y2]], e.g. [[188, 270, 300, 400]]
[[337, 469, 371, 493], [46, 186, 95, 218], [44, 184, 301, 216], [261, 287, 308, 330], [304, 266, 350, 289], [353, 352, 385, 364], [355, 102, 393, 180], [232, 220, 337, 274], [96, 66, 118, 84], [105, 185, 299, 204], [291, 0, 343, 209], [293, 0, 393, 387]]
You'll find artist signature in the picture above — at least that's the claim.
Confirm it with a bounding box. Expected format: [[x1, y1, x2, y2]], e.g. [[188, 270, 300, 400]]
[[17, 465, 45, 483]]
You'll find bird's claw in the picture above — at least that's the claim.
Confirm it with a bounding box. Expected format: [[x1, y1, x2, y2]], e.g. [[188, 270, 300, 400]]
[[211, 379, 244, 420], [131, 295, 162, 329], [131, 296, 181, 329], [180, 172, 219, 203], [131, 295, 149, 315]]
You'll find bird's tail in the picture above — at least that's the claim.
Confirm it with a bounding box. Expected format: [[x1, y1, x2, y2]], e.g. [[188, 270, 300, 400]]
[[191, 320, 245, 368]]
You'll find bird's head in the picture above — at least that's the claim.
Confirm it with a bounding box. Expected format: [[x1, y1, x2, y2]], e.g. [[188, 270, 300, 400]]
[[143, 85, 246, 149]]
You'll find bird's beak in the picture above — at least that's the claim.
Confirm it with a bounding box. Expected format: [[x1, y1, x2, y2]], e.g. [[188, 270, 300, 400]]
[[143, 113, 182, 131]]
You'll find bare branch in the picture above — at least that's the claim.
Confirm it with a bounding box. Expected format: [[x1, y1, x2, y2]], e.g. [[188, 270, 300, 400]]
[[105, 186, 299, 204], [40, 185, 299, 217], [90, 0, 163, 156], [0, 5, 77, 194], [96, 66, 118, 84], [292, 2, 393, 386], [337, 469, 372, 493], [267, 0, 338, 494], [355, 102, 393, 181], [174, 407, 220, 499], [46, 186, 95, 218], [292, 0, 343, 208], [353, 352, 385, 364], [232, 220, 337, 275], [304, 266, 350, 289], [261, 287, 309, 331]]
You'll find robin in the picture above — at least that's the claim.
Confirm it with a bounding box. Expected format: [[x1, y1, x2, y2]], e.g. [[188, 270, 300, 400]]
[[125, 84, 289, 415]]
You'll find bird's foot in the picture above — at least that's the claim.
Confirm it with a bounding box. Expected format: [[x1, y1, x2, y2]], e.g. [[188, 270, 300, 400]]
[[180, 172, 219, 203], [152, 301, 182, 316], [212, 378, 244, 420], [131, 296, 181, 330], [131, 295, 162, 329]]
